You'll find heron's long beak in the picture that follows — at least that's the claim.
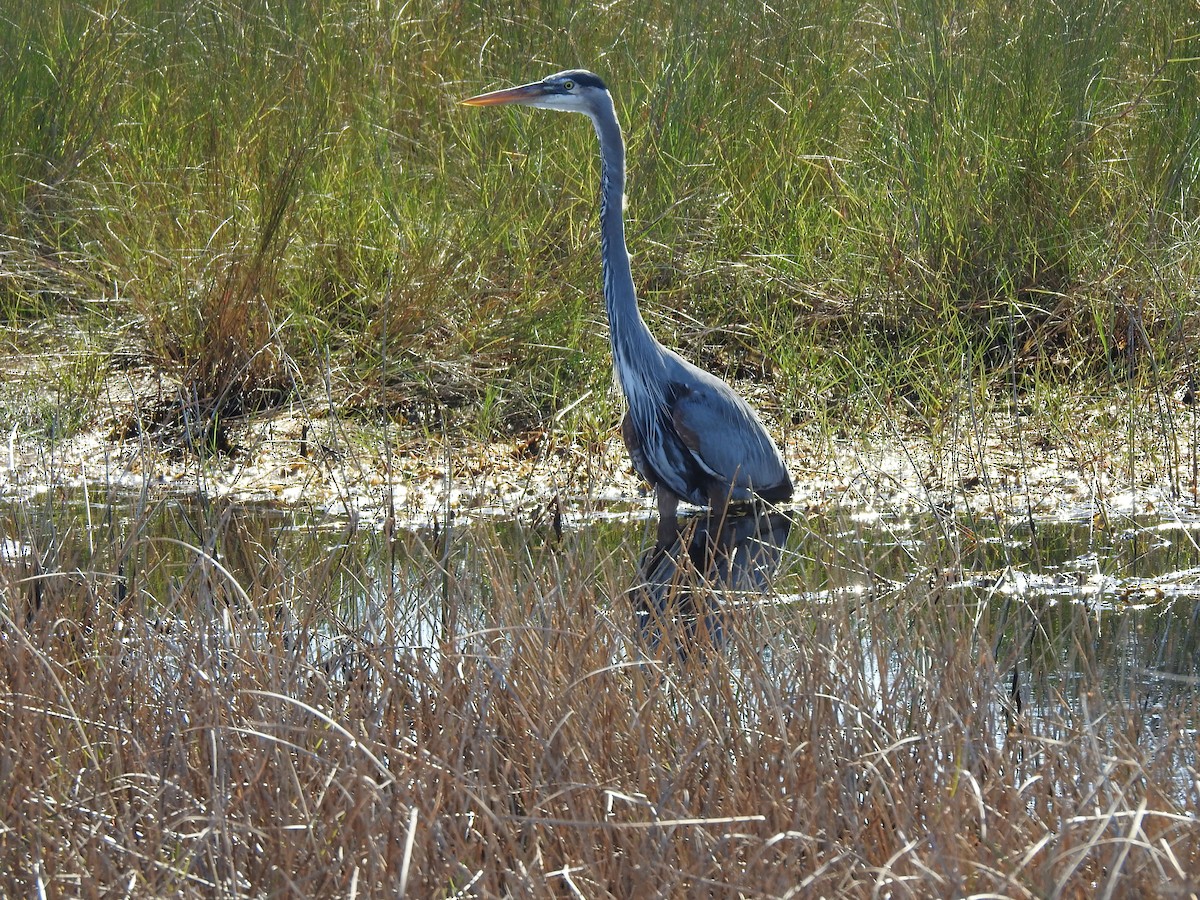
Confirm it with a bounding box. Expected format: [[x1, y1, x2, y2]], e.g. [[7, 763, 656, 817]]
[[460, 81, 549, 107]]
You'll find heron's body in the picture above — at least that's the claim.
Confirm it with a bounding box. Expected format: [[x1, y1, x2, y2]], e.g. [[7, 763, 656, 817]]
[[463, 70, 791, 542]]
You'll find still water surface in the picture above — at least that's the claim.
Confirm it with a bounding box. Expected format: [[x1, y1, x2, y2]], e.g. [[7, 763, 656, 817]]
[[3, 485, 1198, 723]]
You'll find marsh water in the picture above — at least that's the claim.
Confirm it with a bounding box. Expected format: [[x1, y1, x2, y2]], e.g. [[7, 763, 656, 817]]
[[4, 485, 1199, 720]]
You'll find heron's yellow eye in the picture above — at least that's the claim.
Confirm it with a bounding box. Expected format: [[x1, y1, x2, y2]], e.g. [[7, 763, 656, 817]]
[[562, 80, 575, 91]]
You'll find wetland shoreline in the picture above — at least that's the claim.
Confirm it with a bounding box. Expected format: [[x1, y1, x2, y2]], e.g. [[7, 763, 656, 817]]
[[4, 361, 1194, 532]]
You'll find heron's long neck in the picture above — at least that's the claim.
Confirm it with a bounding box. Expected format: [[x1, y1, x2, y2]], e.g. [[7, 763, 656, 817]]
[[590, 102, 660, 390]]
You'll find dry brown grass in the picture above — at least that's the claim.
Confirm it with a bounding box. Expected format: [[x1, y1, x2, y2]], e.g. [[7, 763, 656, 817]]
[[0, 495, 1196, 898]]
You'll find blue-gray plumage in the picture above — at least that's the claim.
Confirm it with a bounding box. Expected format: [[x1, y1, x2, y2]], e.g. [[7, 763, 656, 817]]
[[463, 70, 792, 545]]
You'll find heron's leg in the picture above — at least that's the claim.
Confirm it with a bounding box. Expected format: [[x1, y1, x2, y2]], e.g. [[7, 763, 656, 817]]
[[655, 489, 680, 550], [705, 482, 734, 551]]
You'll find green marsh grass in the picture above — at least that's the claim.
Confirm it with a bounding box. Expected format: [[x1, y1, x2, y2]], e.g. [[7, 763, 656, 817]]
[[1, 0, 1197, 441]]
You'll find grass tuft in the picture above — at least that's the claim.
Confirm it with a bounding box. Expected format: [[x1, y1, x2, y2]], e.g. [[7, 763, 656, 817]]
[[0, 494, 1196, 894], [1, 0, 1197, 442]]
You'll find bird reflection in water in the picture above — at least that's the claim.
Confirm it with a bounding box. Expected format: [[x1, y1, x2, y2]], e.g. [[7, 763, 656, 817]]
[[628, 506, 792, 661]]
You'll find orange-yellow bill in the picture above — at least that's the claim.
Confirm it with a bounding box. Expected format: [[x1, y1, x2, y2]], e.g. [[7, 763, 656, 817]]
[[460, 82, 548, 107]]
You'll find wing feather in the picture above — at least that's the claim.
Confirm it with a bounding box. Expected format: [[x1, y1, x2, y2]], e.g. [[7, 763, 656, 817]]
[[666, 363, 791, 502]]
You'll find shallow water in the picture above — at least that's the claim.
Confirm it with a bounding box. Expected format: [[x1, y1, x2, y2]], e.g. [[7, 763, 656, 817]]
[[3, 484, 1198, 716]]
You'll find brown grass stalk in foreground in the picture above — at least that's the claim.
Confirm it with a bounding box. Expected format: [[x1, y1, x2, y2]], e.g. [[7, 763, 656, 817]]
[[0, 503, 1196, 898]]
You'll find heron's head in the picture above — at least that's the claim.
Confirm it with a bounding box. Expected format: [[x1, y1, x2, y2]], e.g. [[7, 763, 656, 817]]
[[461, 70, 610, 117]]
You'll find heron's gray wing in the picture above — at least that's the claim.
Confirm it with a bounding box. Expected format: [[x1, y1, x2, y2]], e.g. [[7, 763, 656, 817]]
[[669, 373, 790, 500]]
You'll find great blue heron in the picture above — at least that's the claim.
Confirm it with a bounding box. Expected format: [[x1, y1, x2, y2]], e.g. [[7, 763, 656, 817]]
[[463, 70, 792, 546]]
